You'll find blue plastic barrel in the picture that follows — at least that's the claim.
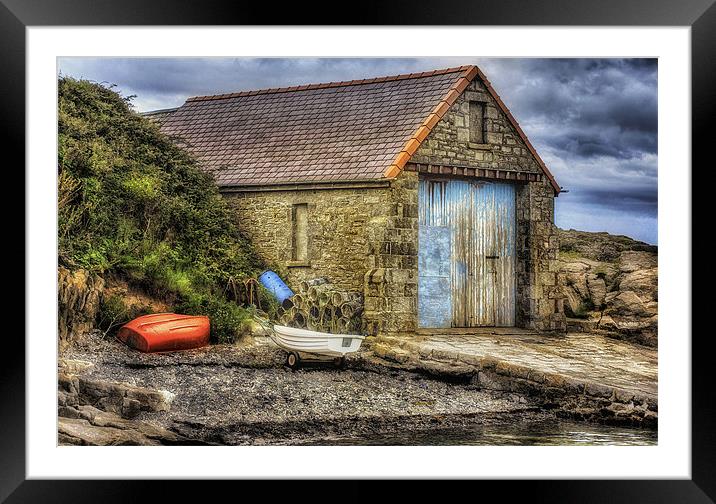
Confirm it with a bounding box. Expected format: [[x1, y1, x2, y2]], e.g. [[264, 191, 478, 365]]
[[258, 270, 294, 309]]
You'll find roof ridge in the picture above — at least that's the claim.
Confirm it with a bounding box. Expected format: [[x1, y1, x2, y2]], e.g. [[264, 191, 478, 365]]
[[141, 107, 179, 116], [185, 65, 476, 103]]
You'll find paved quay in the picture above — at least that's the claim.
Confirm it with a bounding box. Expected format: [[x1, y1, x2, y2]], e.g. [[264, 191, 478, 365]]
[[368, 329, 657, 426]]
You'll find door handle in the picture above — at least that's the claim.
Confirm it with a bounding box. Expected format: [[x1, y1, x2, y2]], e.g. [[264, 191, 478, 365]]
[[485, 255, 500, 259]]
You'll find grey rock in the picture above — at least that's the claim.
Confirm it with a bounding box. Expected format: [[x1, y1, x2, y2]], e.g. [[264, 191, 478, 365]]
[[563, 286, 583, 315], [557, 230, 657, 347], [619, 268, 658, 302], [58, 358, 95, 375], [77, 377, 174, 417], [619, 251, 657, 273], [58, 414, 183, 446], [607, 291, 649, 317]]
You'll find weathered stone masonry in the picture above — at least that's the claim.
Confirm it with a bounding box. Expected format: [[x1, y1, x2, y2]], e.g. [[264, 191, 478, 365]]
[[164, 66, 566, 335], [224, 186, 386, 293], [224, 171, 564, 334], [410, 78, 545, 174], [223, 174, 422, 336], [517, 180, 565, 331], [363, 172, 420, 335]]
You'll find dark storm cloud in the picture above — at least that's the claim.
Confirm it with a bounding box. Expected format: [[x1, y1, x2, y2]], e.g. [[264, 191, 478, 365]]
[[475, 58, 657, 243], [58, 58, 442, 110], [477, 58, 657, 159], [57, 57, 658, 244]]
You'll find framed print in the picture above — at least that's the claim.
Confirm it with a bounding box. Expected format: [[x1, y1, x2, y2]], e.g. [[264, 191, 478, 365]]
[[6, 0, 713, 500]]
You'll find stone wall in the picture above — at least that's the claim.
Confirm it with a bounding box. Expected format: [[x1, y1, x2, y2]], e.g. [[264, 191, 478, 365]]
[[224, 185, 390, 293], [58, 267, 105, 351], [411, 78, 543, 175], [557, 242, 658, 347], [516, 180, 566, 331], [363, 172, 419, 335], [224, 174, 420, 336], [226, 170, 564, 334]]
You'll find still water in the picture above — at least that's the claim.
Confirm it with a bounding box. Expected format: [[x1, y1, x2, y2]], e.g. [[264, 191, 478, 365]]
[[308, 420, 657, 446]]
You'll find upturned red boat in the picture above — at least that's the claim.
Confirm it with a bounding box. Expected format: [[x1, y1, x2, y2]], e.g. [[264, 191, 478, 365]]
[[117, 313, 210, 353]]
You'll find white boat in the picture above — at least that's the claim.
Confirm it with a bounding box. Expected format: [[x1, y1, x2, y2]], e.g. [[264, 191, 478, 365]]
[[269, 324, 365, 368]]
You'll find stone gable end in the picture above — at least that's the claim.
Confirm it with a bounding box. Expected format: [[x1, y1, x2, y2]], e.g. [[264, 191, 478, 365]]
[[411, 78, 544, 177]]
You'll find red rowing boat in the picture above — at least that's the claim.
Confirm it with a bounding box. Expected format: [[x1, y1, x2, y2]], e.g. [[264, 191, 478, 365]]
[[117, 313, 210, 353]]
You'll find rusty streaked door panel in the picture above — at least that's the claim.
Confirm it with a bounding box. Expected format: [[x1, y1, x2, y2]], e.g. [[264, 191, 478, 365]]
[[418, 177, 516, 327]]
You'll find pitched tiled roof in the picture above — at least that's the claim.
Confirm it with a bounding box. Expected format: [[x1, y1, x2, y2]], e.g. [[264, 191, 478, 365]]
[[159, 67, 469, 187], [159, 65, 560, 193]]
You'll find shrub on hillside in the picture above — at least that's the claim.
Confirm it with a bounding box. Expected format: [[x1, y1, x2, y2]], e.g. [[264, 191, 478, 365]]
[[58, 77, 275, 342]]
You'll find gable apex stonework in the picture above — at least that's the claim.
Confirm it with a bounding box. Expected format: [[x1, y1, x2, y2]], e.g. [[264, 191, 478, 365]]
[[388, 66, 561, 195]]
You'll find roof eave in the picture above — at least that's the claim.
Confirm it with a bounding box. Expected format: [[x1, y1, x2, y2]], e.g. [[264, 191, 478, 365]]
[[217, 178, 391, 193]]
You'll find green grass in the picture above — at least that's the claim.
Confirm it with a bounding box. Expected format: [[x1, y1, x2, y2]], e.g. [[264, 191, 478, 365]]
[[59, 77, 277, 343], [558, 250, 583, 260]]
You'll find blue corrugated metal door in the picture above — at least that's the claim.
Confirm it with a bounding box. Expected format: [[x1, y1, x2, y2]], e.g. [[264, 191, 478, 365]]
[[418, 178, 516, 328]]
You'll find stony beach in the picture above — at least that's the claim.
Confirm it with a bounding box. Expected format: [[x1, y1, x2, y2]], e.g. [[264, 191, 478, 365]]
[[58, 331, 656, 446]]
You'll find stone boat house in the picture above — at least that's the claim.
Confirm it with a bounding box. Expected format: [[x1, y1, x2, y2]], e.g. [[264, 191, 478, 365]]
[[154, 65, 566, 334]]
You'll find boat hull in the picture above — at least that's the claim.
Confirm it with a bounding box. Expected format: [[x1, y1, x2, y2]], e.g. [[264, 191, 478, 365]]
[[117, 313, 210, 353], [271, 325, 365, 357]]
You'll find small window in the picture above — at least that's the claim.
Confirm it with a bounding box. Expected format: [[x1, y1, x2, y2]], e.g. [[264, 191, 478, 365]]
[[469, 101, 486, 144], [291, 203, 308, 262]]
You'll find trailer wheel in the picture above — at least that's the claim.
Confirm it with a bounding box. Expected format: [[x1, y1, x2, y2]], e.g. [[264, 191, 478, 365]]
[[333, 356, 346, 369], [286, 352, 300, 370]]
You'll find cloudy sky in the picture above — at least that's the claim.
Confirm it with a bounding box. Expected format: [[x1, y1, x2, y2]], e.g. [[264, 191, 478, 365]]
[[58, 57, 658, 244]]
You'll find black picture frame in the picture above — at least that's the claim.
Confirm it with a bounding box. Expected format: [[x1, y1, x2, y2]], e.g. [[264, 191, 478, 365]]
[[5, 0, 711, 500]]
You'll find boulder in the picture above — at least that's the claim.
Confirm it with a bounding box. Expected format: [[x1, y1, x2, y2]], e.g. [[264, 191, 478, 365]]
[[60, 373, 175, 419], [566, 272, 590, 299], [586, 275, 607, 308], [606, 291, 649, 318], [559, 259, 595, 273], [599, 313, 658, 347], [604, 291, 619, 304], [58, 358, 95, 376], [563, 285, 583, 315], [58, 368, 185, 446], [557, 229, 658, 347], [58, 410, 185, 446], [619, 268, 658, 302]]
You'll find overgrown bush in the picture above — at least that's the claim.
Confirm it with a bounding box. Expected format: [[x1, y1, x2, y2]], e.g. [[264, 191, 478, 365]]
[[59, 77, 275, 342]]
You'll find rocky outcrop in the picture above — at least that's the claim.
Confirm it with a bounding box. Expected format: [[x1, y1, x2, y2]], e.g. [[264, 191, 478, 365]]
[[59, 371, 174, 419], [559, 229, 657, 263], [58, 267, 104, 351], [59, 406, 186, 446], [58, 357, 182, 445], [557, 230, 657, 347]]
